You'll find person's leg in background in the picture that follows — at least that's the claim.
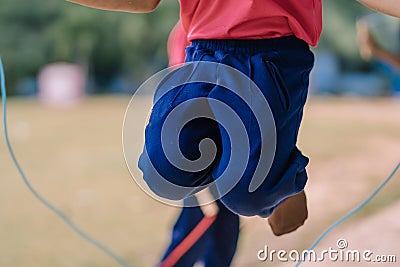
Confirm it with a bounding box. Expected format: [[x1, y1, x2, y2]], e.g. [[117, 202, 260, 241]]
[[160, 206, 206, 266], [160, 200, 239, 267], [202, 200, 240, 267]]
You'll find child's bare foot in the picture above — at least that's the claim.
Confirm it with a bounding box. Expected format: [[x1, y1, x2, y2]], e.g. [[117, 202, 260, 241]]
[[268, 190, 308, 236]]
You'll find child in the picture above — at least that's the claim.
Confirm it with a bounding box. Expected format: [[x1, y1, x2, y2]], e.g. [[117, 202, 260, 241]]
[[67, 0, 400, 266], [143, 0, 315, 245]]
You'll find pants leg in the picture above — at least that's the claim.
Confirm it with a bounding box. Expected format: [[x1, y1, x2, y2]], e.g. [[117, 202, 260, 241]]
[[138, 78, 223, 200]]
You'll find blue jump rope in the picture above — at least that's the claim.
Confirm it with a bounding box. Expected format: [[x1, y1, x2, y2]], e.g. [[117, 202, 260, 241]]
[[1, 57, 399, 267]]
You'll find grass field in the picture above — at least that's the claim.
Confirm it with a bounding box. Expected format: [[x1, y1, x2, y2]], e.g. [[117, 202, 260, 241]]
[[0, 96, 399, 267]]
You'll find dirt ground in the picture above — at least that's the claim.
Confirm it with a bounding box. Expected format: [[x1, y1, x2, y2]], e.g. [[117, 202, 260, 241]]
[[0, 96, 399, 267]]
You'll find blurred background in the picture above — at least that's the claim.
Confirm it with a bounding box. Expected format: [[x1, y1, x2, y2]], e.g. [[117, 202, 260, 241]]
[[0, 0, 399, 267], [0, 0, 399, 97]]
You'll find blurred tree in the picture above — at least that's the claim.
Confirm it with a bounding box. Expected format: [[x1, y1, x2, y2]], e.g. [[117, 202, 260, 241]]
[[0, 0, 179, 94], [0, 0, 61, 92]]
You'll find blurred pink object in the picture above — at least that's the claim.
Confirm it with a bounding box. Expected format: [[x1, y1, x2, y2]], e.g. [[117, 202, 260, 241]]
[[167, 21, 190, 67], [38, 62, 86, 107]]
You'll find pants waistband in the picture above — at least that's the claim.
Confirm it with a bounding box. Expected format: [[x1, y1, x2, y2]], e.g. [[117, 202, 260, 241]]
[[191, 36, 309, 54]]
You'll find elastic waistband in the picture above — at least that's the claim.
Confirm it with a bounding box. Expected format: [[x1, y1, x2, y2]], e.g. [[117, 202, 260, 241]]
[[191, 36, 309, 54]]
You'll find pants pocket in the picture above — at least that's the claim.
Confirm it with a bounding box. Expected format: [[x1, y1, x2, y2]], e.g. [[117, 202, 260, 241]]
[[264, 60, 291, 111]]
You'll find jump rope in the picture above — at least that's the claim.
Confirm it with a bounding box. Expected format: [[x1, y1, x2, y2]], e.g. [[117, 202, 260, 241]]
[[1, 57, 399, 267]]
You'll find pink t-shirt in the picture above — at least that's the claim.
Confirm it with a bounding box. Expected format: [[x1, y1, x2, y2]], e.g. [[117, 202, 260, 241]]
[[180, 0, 323, 47]]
